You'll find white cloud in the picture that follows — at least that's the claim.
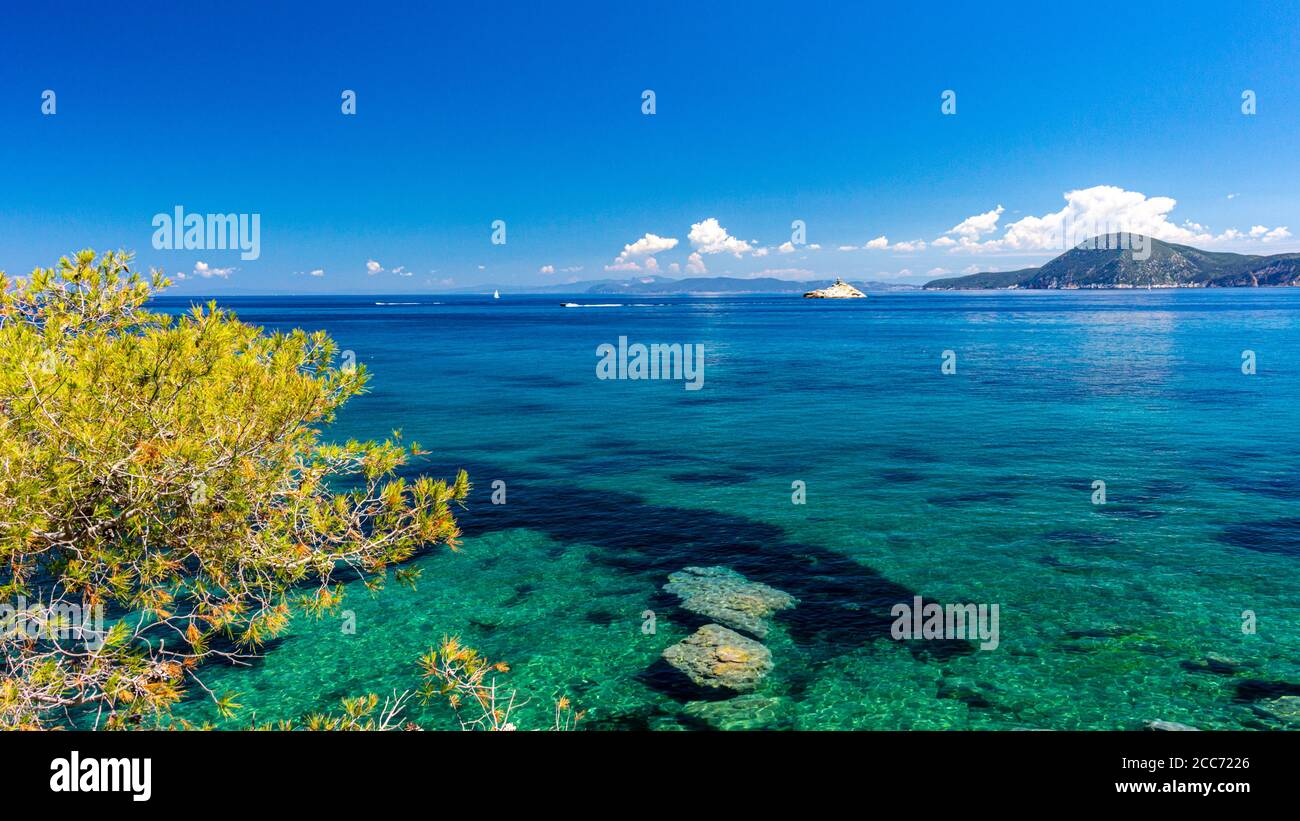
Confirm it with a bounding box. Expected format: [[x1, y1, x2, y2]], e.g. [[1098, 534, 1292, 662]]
[[927, 267, 951, 275], [606, 232, 680, 271], [946, 205, 1004, 240], [939, 185, 1293, 254], [688, 218, 752, 256], [775, 241, 817, 253], [891, 240, 927, 252], [621, 232, 679, 257], [1242, 225, 1291, 242], [309, 268, 324, 277], [392, 265, 411, 277], [366, 260, 384, 275], [191, 261, 234, 278], [539, 264, 555, 274], [837, 245, 858, 252], [685, 252, 707, 274], [1227, 193, 1239, 200], [753, 246, 770, 257], [668, 262, 681, 274], [864, 236, 889, 250]]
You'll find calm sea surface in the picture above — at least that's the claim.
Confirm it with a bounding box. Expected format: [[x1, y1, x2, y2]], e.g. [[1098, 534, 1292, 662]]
[[157, 290, 1300, 730]]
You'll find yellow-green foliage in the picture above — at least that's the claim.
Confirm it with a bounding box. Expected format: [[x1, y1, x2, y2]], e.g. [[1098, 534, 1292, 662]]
[[0, 251, 469, 729]]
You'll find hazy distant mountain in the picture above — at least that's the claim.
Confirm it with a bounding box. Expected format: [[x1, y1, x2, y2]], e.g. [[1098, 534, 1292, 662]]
[[448, 275, 918, 295], [925, 234, 1300, 290]]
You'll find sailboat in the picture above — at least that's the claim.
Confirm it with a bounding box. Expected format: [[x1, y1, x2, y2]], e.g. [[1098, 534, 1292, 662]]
[[493, 289, 500, 299]]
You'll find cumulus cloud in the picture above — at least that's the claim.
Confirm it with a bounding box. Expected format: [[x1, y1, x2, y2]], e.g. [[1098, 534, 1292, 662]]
[[1250, 225, 1291, 242], [940, 186, 1291, 254], [539, 264, 555, 274], [778, 241, 820, 254], [190, 261, 234, 278], [308, 268, 324, 277], [688, 218, 753, 256], [366, 260, 384, 274], [685, 252, 707, 274], [606, 232, 679, 271], [946, 205, 1005, 241], [621, 232, 679, 257], [864, 236, 889, 250]]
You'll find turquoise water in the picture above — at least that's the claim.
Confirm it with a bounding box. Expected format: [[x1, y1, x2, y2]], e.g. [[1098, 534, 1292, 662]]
[[161, 290, 1300, 730]]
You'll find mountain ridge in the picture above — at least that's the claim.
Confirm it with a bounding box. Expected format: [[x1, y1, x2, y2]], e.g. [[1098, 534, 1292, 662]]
[[925, 234, 1300, 290]]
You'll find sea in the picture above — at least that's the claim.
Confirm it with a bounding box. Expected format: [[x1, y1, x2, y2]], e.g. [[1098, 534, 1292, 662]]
[[156, 289, 1300, 730]]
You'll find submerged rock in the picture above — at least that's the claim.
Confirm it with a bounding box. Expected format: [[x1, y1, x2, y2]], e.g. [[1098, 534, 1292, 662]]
[[1181, 653, 1247, 676], [662, 624, 773, 692], [663, 565, 796, 639], [803, 277, 866, 299], [681, 694, 794, 730], [1144, 720, 1199, 731], [1256, 695, 1300, 725]]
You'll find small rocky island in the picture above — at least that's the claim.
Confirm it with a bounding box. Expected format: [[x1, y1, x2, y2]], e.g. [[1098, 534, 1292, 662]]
[[803, 277, 866, 298]]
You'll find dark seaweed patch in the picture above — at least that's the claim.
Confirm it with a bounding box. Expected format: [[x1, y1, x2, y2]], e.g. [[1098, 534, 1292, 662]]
[[1218, 517, 1300, 558], [445, 468, 975, 663], [879, 468, 927, 484], [1233, 679, 1300, 702], [927, 490, 1016, 506]]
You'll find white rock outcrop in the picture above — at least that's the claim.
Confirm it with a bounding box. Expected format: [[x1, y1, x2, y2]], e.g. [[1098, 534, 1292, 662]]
[[803, 277, 866, 298]]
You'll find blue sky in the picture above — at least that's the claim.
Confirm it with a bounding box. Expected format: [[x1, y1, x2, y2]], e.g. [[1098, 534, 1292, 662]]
[[2, 1, 1298, 292]]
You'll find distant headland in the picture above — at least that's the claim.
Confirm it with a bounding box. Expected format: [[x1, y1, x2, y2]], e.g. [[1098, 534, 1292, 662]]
[[924, 234, 1300, 290]]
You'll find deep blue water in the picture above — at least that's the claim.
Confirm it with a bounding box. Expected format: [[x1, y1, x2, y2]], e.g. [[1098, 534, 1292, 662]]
[[159, 290, 1300, 730]]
